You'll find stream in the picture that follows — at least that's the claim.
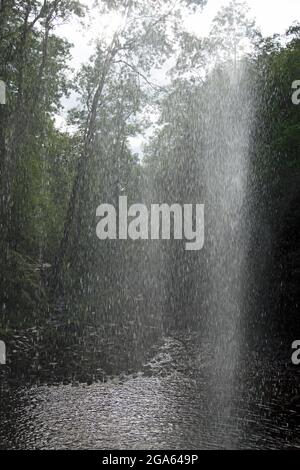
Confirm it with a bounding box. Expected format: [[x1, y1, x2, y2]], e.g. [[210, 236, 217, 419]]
[[0, 336, 299, 450]]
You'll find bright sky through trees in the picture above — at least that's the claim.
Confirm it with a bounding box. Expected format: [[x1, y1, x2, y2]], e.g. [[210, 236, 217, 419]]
[[56, 0, 300, 153]]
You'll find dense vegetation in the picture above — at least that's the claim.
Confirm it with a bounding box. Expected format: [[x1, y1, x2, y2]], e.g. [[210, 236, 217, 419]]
[[0, 0, 299, 356]]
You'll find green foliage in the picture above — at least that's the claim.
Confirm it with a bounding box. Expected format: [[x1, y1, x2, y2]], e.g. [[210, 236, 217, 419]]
[[0, 0, 83, 324], [252, 26, 300, 191]]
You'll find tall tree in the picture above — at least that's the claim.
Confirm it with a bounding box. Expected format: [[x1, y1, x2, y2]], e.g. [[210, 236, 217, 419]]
[[53, 0, 208, 286], [0, 0, 84, 321]]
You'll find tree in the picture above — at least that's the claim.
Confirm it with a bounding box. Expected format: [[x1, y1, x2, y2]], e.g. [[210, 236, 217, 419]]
[[0, 1, 84, 322], [52, 0, 208, 286], [209, 0, 260, 68]]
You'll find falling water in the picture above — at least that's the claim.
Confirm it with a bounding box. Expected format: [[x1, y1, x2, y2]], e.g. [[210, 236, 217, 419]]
[[202, 64, 254, 430]]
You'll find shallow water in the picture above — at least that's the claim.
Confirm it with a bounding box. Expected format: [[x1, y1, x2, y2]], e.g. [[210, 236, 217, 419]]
[[0, 339, 299, 450]]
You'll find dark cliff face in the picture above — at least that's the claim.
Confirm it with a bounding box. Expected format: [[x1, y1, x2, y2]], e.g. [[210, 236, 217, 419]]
[[250, 181, 300, 348]]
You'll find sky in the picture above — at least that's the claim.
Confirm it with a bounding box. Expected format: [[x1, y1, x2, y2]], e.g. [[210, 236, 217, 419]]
[[56, 0, 300, 152], [188, 0, 300, 37]]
